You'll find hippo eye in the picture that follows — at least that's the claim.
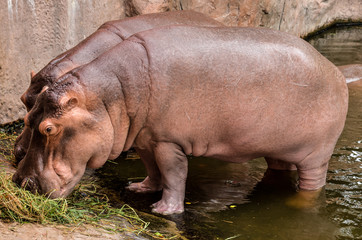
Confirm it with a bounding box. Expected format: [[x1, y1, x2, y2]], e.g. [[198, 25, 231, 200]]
[[45, 126, 56, 135], [39, 120, 59, 136], [42, 125, 58, 136]]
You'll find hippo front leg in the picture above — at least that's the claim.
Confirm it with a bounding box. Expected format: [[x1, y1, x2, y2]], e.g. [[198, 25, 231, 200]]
[[151, 142, 188, 215], [126, 148, 162, 193]]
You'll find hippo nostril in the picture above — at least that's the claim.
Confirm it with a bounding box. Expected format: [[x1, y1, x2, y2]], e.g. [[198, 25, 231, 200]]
[[12, 174, 39, 194], [20, 177, 30, 188], [20, 177, 38, 193]]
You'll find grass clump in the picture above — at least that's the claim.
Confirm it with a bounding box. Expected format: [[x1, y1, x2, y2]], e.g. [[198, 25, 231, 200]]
[[0, 171, 149, 235], [0, 131, 17, 166], [0, 171, 76, 223]]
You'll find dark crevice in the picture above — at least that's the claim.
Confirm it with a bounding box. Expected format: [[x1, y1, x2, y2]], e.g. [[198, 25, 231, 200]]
[[278, 0, 286, 30]]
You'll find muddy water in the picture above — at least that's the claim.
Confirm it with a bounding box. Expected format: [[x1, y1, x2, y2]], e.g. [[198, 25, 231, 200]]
[[97, 25, 362, 240]]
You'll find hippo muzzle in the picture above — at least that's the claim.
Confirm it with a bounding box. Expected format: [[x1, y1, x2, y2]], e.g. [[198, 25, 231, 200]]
[[12, 168, 79, 198], [13, 134, 90, 198], [12, 130, 70, 198]]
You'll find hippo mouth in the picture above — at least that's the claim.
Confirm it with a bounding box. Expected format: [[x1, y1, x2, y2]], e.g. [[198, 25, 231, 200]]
[[43, 173, 84, 199], [12, 165, 84, 199]]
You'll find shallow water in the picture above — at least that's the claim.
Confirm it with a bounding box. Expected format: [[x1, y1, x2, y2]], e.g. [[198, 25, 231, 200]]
[[97, 25, 362, 240]]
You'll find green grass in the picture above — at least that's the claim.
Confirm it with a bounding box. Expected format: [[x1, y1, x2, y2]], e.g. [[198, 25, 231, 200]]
[[0, 171, 149, 234], [0, 131, 17, 166], [0, 122, 180, 239]]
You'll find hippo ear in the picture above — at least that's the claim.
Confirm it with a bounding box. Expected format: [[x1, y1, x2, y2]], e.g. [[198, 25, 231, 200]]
[[60, 96, 78, 111], [30, 70, 36, 79]]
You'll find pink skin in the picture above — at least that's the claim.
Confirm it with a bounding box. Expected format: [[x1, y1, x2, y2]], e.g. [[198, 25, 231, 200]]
[[13, 26, 348, 215]]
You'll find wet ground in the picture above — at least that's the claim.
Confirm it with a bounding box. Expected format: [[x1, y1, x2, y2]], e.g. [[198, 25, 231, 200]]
[[96, 25, 362, 240]]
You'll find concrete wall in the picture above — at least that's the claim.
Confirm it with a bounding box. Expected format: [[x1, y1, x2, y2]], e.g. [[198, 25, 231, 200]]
[[0, 0, 361, 124]]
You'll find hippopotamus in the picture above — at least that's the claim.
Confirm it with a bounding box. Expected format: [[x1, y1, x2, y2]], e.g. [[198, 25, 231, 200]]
[[338, 64, 362, 87], [14, 10, 224, 163], [13, 25, 348, 215]]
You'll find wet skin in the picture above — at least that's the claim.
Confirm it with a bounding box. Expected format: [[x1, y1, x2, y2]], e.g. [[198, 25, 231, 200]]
[[13, 26, 348, 215], [14, 10, 224, 163]]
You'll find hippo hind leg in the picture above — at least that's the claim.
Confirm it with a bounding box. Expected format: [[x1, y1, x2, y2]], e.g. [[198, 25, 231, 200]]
[[265, 145, 331, 191], [295, 148, 332, 191], [286, 147, 333, 209]]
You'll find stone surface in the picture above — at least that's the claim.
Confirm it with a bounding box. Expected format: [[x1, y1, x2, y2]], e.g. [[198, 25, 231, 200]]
[[0, 221, 145, 240], [126, 0, 174, 16], [0, 0, 361, 124], [127, 0, 361, 36]]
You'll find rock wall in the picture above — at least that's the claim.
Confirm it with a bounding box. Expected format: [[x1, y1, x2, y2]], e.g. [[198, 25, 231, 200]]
[[126, 0, 361, 36], [0, 0, 125, 124], [0, 0, 361, 124]]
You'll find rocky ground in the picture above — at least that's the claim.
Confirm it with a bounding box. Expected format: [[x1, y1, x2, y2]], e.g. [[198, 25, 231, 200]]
[[0, 221, 141, 240]]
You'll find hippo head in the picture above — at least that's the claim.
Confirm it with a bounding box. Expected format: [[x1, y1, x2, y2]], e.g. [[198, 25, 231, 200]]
[[13, 76, 118, 198]]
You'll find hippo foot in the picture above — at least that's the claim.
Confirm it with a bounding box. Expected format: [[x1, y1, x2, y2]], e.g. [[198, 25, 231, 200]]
[[126, 176, 162, 193], [285, 188, 322, 209], [151, 200, 184, 215]]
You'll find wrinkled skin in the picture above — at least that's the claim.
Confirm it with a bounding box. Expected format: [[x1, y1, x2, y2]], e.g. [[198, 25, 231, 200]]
[[13, 26, 348, 215], [14, 10, 224, 163], [338, 64, 362, 87]]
